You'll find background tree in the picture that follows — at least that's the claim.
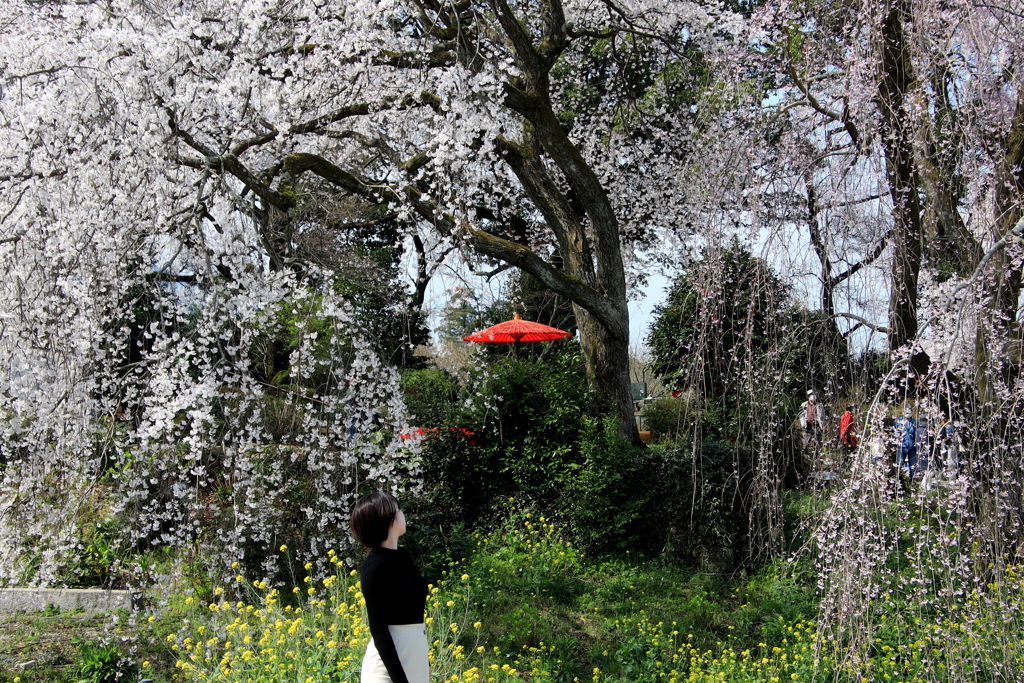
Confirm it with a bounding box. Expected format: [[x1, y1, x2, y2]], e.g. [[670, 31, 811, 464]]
[[684, 0, 1024, 671], [0, 0, 733, 580], [146, 0, 723, 443], [648, 241, 846, 433], [647, 241, 847, 553], [648, 242, 790, 402]]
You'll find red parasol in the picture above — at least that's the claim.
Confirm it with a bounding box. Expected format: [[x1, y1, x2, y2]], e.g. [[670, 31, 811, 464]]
[[463, 314, 571, 343]]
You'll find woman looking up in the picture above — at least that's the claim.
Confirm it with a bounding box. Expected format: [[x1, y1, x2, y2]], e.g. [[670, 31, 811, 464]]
[[350, 492, 429, 683]]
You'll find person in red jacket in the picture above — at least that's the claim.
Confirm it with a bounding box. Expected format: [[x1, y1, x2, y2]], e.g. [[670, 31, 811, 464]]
[[839, 405, 858, 455]]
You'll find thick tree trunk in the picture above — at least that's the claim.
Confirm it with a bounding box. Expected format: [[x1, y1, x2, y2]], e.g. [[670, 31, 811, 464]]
[[977, 95, 1024, 403], [919, 63, 981, 271], [575, 305, 637, 444], [878, 0, 929, 376], [486, 0, 641, 444], [467, 226, 640, 445]]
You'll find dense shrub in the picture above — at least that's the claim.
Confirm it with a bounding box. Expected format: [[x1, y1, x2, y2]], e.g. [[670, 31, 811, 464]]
[[640, 396, 688, 440], [556, 415, 649, 555], [400, 368, 461, 427], [634, 441, 752, 566], [403, 342, 752, 565], [406, 342, 594, 529]]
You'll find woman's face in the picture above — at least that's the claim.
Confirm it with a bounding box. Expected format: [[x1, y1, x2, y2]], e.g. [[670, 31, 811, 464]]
[[391, 507, 407, 538]]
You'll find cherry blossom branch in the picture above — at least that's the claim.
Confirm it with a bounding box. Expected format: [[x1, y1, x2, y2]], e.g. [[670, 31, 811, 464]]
[[0, 169, 67, 182], [289, 92, 441, 136], [282, 149, 617, 333], [146, 271, 199, 284], [3, 65, 66, 82], [832, 194, 883, 208], [495, 133, 592, 281], [970, 1, 1024, 19], [948, 214, 1024, 302], [589, 0, 691, 55]]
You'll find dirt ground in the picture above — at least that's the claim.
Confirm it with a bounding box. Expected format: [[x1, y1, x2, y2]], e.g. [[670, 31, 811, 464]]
[[0, 610, 114, 681]]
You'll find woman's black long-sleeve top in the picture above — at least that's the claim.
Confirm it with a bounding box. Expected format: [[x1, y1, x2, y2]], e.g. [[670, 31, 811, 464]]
[[361, 545, 429, 683]]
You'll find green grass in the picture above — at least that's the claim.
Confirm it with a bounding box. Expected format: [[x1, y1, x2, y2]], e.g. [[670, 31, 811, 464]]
[[0, 599, 187, 683], [12, 494, 1024, 683], [454, 507, 821, 682], [0, 610, 114, 683], [163, 505, 822, 683]]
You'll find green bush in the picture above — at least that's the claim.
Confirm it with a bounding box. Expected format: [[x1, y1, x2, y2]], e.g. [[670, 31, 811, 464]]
[[76, 641, 135, 683], [410, 341, 595, 528], [640, 397, 687, 440], [635, 441, 752, 566], [61, 520, 120, 588], [400, 368, 460, 427], [405, 342, 753, 564], [558, 415, 649, 555]]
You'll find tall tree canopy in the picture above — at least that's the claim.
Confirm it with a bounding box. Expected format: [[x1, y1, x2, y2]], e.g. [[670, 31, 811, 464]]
[[0, 0, 731, 446], [683, 0, 1023, 387], [0, 0, 732, 581]]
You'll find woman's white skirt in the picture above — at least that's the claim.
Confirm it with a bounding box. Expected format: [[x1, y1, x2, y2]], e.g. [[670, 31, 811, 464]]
[[361, 623, 429, 683]]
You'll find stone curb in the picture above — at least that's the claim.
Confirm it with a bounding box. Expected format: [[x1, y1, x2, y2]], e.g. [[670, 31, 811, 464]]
[[0, 588, 142, 613]]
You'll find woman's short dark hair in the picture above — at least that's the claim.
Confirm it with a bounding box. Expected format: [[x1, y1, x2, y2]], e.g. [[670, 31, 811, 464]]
[[350, 492, 399, 548]]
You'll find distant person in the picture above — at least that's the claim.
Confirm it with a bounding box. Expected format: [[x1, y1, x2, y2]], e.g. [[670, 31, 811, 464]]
[[351, 492, 429, 683], [799, 390, 824, 452], [915, 415, 931, 474], [895, 409, 918, 483], [923, 414, 958, 490], [839, 404, 858, 455], [937, 416, 959, 476]]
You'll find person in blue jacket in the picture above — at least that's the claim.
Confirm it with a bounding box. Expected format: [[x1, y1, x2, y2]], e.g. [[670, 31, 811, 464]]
[[895, 409, 918, 483]]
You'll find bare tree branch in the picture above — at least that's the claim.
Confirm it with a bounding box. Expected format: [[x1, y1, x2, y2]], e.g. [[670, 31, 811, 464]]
[[833, 312, 889, 334], [830, 228, 893, 286], [785, 60, 861, 148], [473, 262, 515, 279]]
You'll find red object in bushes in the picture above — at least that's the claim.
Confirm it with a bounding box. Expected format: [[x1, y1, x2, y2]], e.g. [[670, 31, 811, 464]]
[[400, 426, 477, 445]]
